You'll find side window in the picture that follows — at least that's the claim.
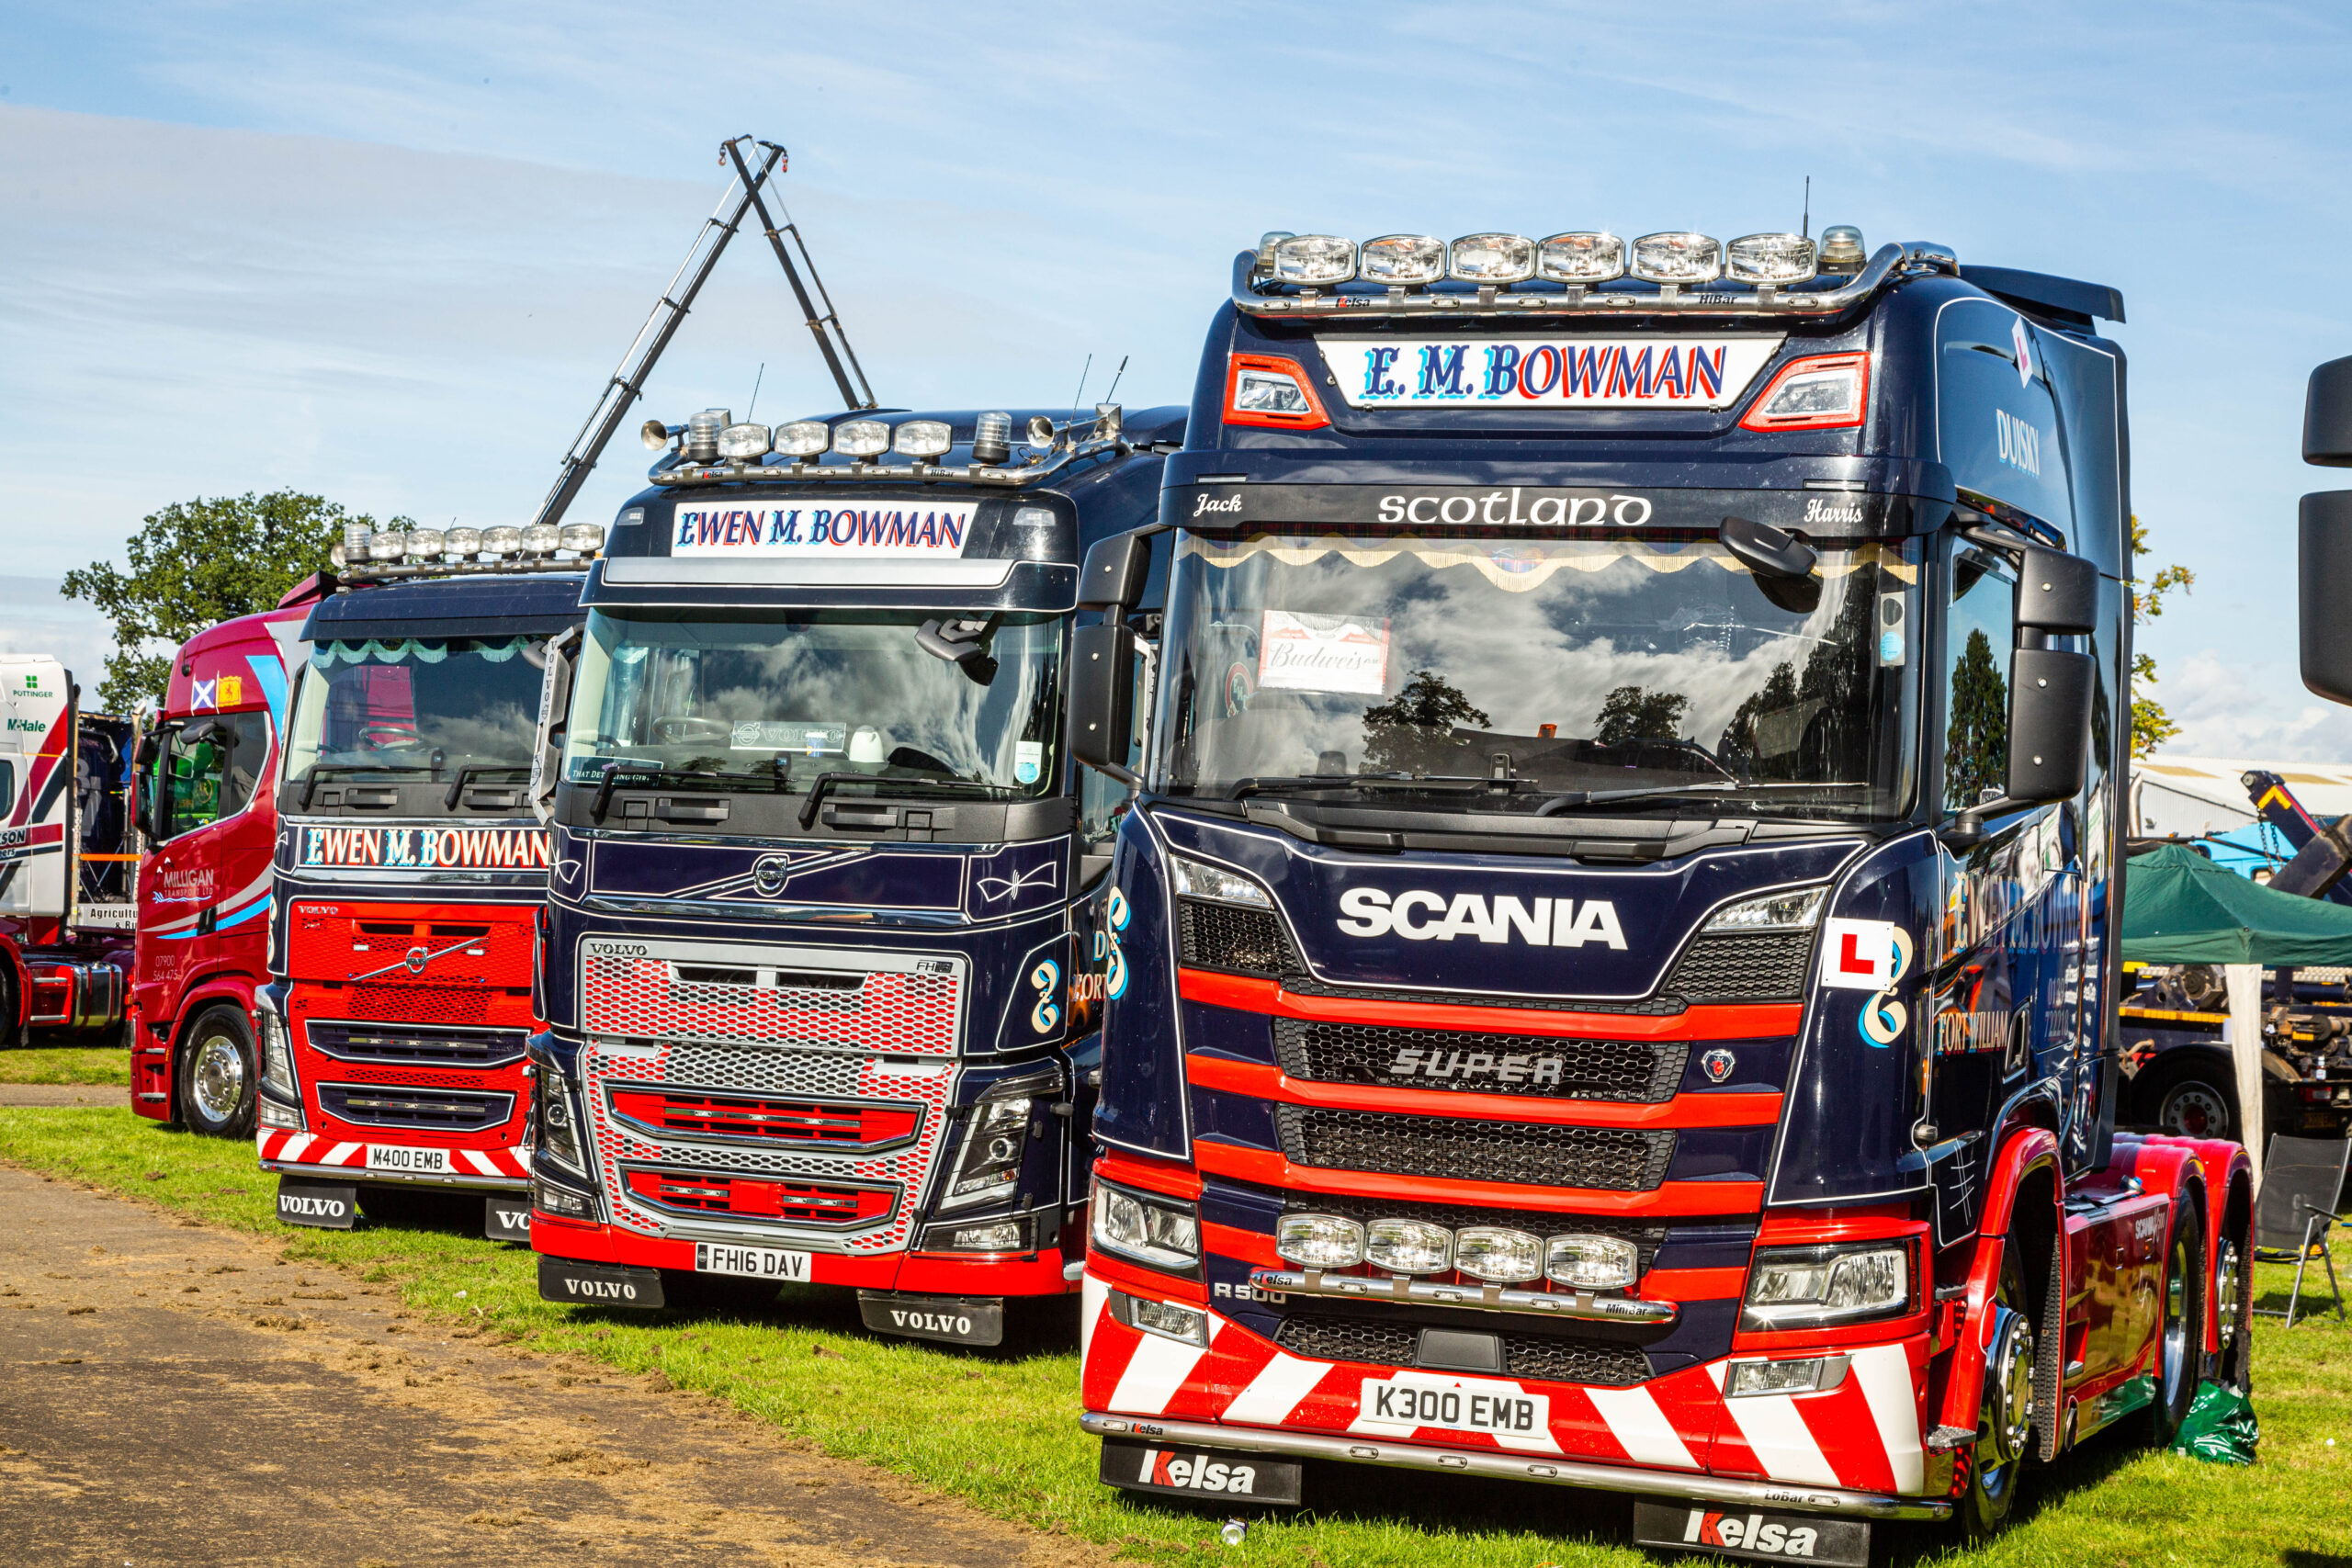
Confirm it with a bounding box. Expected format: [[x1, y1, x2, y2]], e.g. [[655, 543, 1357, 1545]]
[[0, 758, 15, 817], [1944, 547, 2016, 811], [213, 712, 273, 818], [160, 712, 270, 838]]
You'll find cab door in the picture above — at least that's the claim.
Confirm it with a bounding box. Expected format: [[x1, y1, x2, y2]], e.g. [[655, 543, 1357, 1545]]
[[136, 714, 271, 1006]]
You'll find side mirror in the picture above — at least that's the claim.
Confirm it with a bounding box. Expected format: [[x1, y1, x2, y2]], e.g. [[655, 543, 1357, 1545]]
[[2004, 647, 2096, 802], [2303, 355, 2352, 466], [1078, 531, 1153, 612], [1067, 622, 1139, 786], [2301, 492, 2352, 704], [531, 626, 582, 824], [2015, 547, 2098, 634]]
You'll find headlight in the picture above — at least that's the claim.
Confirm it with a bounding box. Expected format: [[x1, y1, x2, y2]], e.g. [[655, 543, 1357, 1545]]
[[482, 525, 522, 558], [533, 1177, 595, 1220], [520, 523, 561, 556], [368, 529, 405, 562], [1631, 231, 1723, 285], [1743, 1239, 1915, 1328], [1359, 233, 1445, 287], [1538, 231, 1625, 284], [1109, 1289, 1210, 1348], [939, 1089, 1038, 1211], [716, 422, 772, 459], [1702, 885, 1827, 934], [1365, 1217, 1452, 1275], [1738, 352, 1871, 433], [775, 420, 831, 457], [1169, 852, 1272, 908], [1276, 1213, 1363, 1269], [1726, 1355, 1850, 1397], [1091, 1177, 1201, 1272], [403, 527, 446, 560], [446, 526, 483, 558], [258, 1010, 299, 1099], [1449, 232, 1536, 284], [1271, 234, 1356, 286], [893, 420, 953, 458], [1546, 1233, 1639, 1291], [1726, 232, 1818, 288], [558, 522, 604, 556], [536, 1064, 586, 1175], [1454, 1226, 1544, 1283], [833, 420, 891, 458]]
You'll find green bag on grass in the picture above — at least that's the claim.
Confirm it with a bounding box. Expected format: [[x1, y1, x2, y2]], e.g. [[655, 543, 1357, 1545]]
[[2171, 1381, 2258, 1465]]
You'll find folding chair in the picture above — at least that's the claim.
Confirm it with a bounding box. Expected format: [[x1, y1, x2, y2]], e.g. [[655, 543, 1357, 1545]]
[[2252, 1134, 2351, 1325]]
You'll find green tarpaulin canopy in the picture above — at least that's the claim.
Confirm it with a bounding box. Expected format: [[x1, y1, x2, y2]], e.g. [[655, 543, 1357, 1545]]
[[2120, 842, 2352, 964]]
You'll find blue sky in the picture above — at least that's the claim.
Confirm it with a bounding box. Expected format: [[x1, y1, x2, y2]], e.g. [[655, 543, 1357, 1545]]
[[6, 0, 2351, 757]]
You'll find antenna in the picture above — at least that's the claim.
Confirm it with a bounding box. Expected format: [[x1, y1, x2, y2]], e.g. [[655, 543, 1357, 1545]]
[[1069, 353, 1092, 427], [1102, 355, 1128, 406], [1802, 176, 1811, 240], [747, 362, 766, 423]]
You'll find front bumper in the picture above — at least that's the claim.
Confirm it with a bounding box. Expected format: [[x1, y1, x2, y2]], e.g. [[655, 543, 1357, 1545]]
[[256, 1129, 530, 1192], [528, 1213, 1076, 1295]]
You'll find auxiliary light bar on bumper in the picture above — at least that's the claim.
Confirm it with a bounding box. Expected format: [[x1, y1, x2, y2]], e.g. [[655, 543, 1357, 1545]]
[[1077, 1412, 1950, 1521], [1249, 1268, 1677, 1325]]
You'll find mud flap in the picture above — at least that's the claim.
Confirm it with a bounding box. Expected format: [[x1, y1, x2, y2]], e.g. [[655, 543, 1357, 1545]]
[[537, 1255, 663, 1309], [2036, 1231, 2066, 1460], [1100, 1438, 1302, 1505], [276, 1177, 358, 1230], [1632, 1500, 1869, 1565], [857, 1292, 1003, 1346], [483, 1195, 533, 1243]]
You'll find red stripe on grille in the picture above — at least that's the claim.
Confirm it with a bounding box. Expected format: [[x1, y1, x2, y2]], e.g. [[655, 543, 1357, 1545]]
[[609, 1088, 919, 1146], [620, 1168, 894, 1225], [1194, 1140, 1763, 1216], [1178, 969, 1799, 1041], [1186, 1054, 1781, 1129]]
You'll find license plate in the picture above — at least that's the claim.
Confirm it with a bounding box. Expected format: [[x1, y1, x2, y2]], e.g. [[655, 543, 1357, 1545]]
[[366, 1144, 452, 1174], [1101, 1438, 1303, 1505], [695, 1241, 811, 1281], [1631, 1500, 1870, 1566], [1358, 1371, 1548, 1438]]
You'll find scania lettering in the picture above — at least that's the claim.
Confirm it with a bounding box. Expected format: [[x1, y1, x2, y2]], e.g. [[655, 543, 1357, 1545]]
[[527, 401, 1181, 1342], [1068, 227, 2252, 1553], [254, 538, 589, 1238]]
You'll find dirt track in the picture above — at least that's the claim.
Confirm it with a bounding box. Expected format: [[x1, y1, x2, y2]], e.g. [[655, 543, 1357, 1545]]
[[0, 1162, 1100, 1567]]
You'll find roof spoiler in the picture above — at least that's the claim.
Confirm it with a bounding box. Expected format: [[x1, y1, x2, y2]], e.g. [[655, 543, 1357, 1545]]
[[1957, 265, 2125, 328]]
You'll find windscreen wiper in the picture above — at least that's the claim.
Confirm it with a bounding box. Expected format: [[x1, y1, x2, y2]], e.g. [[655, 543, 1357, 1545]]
[[300, 762, 434, 809], [590, 760, 792, 821], [1535, 781, 1869, 816], [1231, 773, 1497, 802], [798, 772, 1003, 830]]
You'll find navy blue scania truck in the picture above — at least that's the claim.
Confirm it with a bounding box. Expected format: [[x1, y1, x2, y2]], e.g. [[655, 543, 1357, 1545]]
[[527, 402, 1179, 1343], [1064, 229, 2249, 1555]]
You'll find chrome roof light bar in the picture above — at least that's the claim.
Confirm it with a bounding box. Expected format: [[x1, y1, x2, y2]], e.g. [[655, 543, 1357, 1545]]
[[328, 519, 605, 581], [642, 403, 1135, 490]]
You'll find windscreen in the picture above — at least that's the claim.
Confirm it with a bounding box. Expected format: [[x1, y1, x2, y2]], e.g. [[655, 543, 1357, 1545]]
[[1155, 529, 1919, 819], [563, 609, 1062, 798], [284, 637, 546, 784]]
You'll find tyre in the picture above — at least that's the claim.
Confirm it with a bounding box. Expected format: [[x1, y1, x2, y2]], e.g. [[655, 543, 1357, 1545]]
[[1957, 1247, 2036, 1540], [177, 1005, 257, 1138], [2149, 1067, 2234, 1142], [2147, 1193, 2207, 1447], [2212, 1203, 2253, 1393]]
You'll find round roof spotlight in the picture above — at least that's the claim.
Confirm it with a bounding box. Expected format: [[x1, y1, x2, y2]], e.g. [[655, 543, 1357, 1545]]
[[639, 419, 672, 451], [1449, 232, 1537, 285], [832, 420, 891, 460], [716, 423, 772, 460], [1538, 231, 1626, 284], [328, 543, 347, 569], [684, 408, 730, 462], [482, 526, 522, 558], [774, 421, 830, 458], [446, 526, 483, 558], [1630, 231, 1723, 286], [403, 527, 446, 561], [1726, 233, 1818, 288], [1359, 233, 1445, 288], [1271, 234, 1356, 287], [1817, 225, 1868, 271], [367, 530, 405, 563], [559, 523, 605, 556], [893, 420, 953, 459], [520, 523, 561, 557], [971, 411, 1012, 466]]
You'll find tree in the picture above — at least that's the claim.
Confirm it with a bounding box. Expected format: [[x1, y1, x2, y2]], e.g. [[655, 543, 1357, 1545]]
[[1946, 627, 2008, 809], [61, 491, 390, 713], [1592, 685, 1689, 744], [1361, 669, 1490, 772], [2128, 514, 2194, 757]]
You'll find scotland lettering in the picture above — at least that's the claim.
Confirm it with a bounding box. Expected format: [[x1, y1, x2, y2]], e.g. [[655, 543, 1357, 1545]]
[[671, 502, 977, 557], [300, 825, 551, 871], [1337, 889, 1628, 949], [1320, 335, 1781, 410]]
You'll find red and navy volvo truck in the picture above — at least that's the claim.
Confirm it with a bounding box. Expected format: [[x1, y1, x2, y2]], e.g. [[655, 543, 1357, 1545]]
[[1062, 228, 2252, 1555], [255, 527, 592, 1239], [527, 403, 1176, 1340]]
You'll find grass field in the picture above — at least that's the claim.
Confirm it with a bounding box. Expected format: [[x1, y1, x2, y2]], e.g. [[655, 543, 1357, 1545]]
[[0, 1045, 130, 1085], [2, 1103, 2346, 1566]]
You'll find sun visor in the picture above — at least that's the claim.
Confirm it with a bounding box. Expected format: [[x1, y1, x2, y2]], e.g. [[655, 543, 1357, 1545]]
[[300, 573, 587, 643]]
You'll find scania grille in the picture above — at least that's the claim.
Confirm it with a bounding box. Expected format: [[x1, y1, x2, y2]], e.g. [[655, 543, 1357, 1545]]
[[618, 1166, 896, 1226], [582, 1040, 951, 1253], [1272, 1018, 1685, 1102], [1274, 1106, 1675, 1190], [1272, 1314, 1651, 1386], [306, 1021, 526, 1070], [316, 1082, 514, 1132], [582, 953, 960, 1054], [607, 1087, 922, 1152]]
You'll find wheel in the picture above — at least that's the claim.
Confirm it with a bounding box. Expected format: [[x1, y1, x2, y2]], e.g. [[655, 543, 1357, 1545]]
[[1957, 1247, 2036, 1540], [2151, 1070, 2234, 1142], [2147, 1194, 2207, 1446], [177, 1005, 257, 1138], [2212, 1215, 2253, 1393]]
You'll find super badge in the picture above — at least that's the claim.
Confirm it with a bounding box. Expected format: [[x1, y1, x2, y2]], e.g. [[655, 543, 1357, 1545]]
[[1820, 918, 1915, 1048]]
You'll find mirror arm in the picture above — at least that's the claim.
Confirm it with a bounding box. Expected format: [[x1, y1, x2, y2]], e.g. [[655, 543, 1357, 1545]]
[[1087, 760, 1143, 789]]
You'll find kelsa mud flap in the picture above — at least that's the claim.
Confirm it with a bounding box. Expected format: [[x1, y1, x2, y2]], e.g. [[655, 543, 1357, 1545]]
[[483, 1195, 533, 1244], [1099, 1438, 1303, 1505], [1632, 1500, 1869, 1566], [276, 1177, 358, 1230], [537, 1255, 663, 1309], [856, 1292, 1003, 1347]]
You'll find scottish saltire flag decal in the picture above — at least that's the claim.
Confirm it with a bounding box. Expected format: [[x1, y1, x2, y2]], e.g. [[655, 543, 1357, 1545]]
[[1318, 336, 1781, 410]]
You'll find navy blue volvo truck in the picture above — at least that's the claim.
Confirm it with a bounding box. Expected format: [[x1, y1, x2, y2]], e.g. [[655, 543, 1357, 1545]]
[[528, 403, 1179, 1343], [1063, 230, 2249, 1553]]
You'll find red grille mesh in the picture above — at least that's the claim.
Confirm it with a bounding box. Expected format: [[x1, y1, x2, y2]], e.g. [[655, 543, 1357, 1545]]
[[609, 1088, 919, 1148], [620, 1168, 894, 1225], [581, 955, 958, 1053]]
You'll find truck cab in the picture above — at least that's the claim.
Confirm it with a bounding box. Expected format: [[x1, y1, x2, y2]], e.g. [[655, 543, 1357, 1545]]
[[1069, 231, 2250, 1551], [528, 404, 1179, 1341], [255, 541, 590, 1238]]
